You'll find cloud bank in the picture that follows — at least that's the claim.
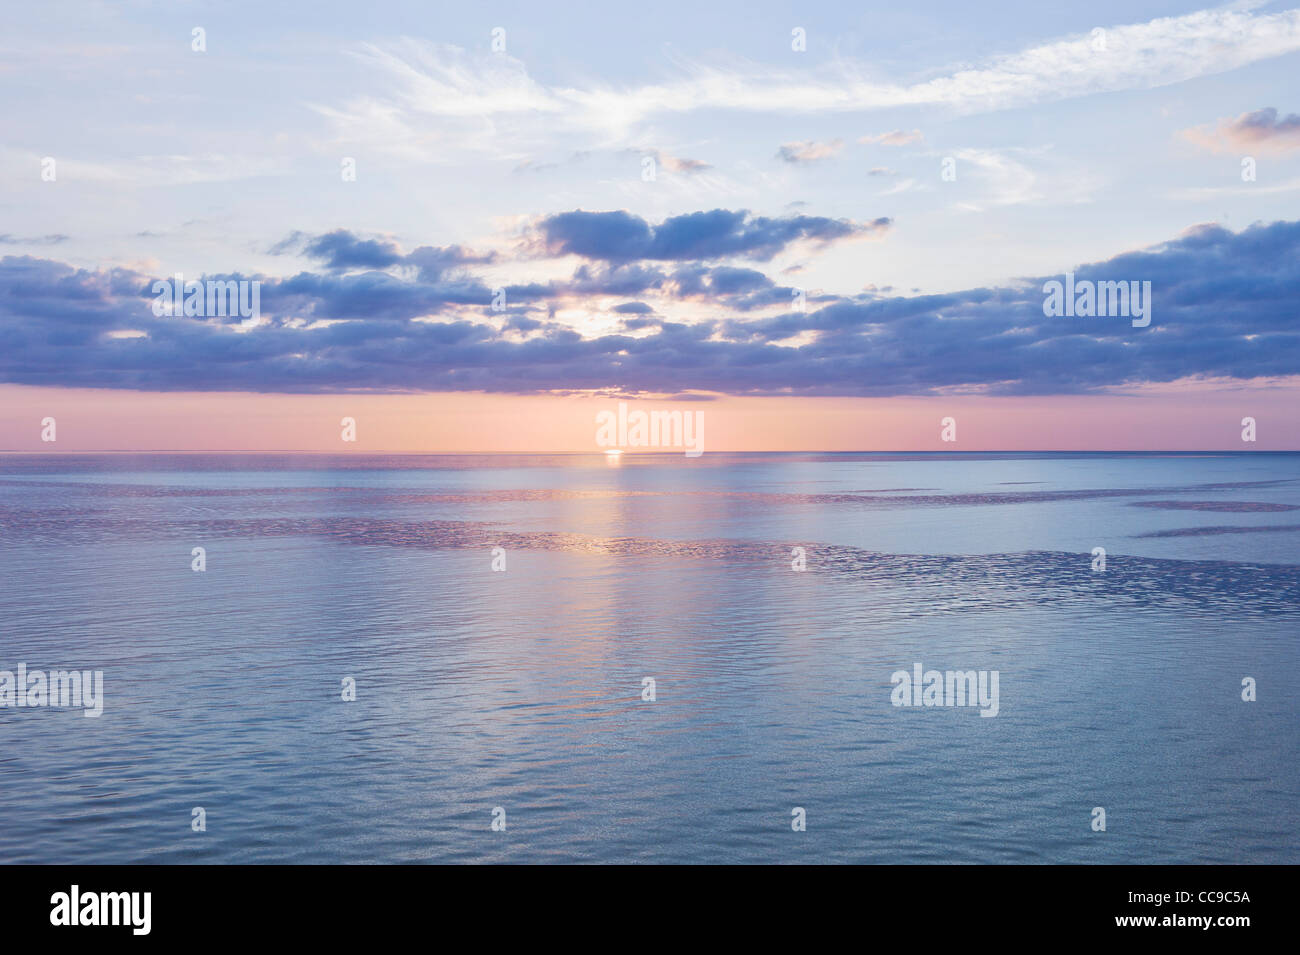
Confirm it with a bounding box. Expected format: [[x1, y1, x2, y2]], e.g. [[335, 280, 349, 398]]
[[1, 218, 1297, 397]]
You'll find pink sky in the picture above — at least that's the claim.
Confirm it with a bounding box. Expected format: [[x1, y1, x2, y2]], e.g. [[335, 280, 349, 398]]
[[1, 383, 1296, 452]]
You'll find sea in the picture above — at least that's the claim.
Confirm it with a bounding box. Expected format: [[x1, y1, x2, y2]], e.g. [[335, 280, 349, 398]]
[[0, 451, 1296, 863]]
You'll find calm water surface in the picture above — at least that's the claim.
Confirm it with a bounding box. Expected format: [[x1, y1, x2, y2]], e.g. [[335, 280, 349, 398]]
[[0, 452, 1296, 863]]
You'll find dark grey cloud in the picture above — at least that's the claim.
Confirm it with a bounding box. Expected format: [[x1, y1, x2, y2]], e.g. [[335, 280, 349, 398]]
[[272, 229, 497, 280], [302, 231, 403, 270], [536, 209, 890, 263], [1, 219, 1297, 397]]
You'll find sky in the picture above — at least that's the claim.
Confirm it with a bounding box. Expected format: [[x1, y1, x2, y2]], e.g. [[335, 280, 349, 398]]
[[1, 0, 1298, 451]]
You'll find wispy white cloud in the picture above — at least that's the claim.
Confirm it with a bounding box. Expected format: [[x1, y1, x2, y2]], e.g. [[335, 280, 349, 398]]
[[860, 130, 924, 146], [319, 3, 1300, 160], [1167, 177, 1300, 199], [943, 147, 1103, 212], [950, 149, 1044, 211], [0, 147, 290, 185], [877, 177, 919, 197]]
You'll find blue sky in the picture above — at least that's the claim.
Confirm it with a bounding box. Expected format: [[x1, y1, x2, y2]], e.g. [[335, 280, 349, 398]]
[[0, 0, 1298, 405]]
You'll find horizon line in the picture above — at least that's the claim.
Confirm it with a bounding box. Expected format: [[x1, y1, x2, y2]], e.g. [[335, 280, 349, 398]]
[[1, 449, 1295, 456]]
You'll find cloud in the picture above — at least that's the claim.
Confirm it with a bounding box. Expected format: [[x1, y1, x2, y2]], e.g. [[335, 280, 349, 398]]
[[1167, 176, 1300, 200], [535, 209, 890, 263], [273, 229, 497, 280], [877, 177, 919, 197], [777, 139, 844, 163], [950, 148, 1043, 210], [302, 231, 404, 270], [1182, 106, 1300, 154], [859, 130, 924, 146], [615, 148, 712, 174], [0, 234, 69, 245], [653, 150, 712, 173], [2, 219, 1298, 397], [0, 149, 292, 186], [320, 5, 1300, 158]]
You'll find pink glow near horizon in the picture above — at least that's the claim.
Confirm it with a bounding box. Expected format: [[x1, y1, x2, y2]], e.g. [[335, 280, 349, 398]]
[[0, 384, 1297, 452]]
